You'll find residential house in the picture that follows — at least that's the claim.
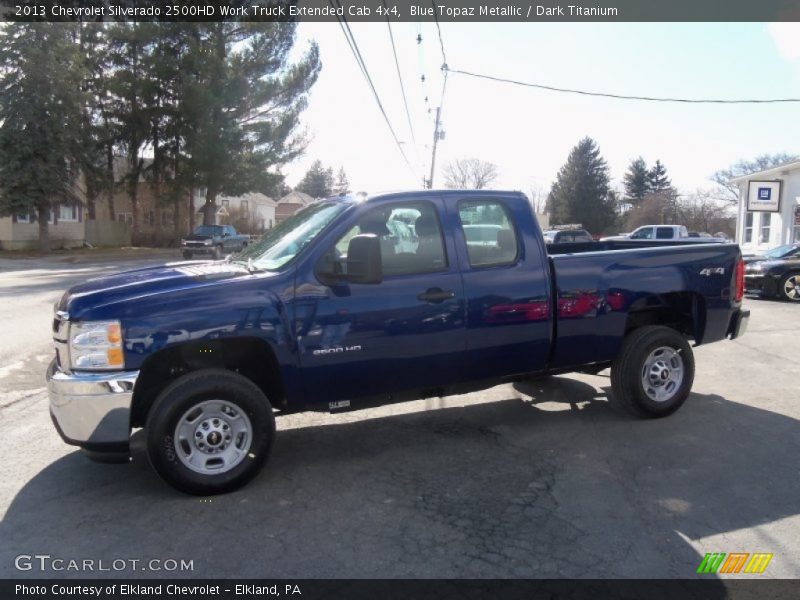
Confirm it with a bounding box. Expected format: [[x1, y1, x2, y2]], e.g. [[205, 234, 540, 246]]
[[197, 192, 277, 233], [0, 204, 86, 251], [275, 191, 315, 224]]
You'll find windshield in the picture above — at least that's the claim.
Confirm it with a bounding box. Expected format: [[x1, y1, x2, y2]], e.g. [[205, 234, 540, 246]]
[[764, 244, 796, 258], [234, 202, 348, 271], [193, 225, 223, 236]]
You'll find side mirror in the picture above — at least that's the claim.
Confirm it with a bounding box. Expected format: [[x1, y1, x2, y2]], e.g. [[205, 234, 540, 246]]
[[347, 234, 382, 284]]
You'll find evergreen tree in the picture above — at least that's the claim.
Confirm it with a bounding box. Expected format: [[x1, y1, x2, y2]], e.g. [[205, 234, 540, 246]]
[[0, 23, 87, 252], [623, 157, 650, 204], [648, 160, 673, 194], [181, 23, 321, 225], [106, 22, 159, 244], [332, 167, 350, 195], [295, 160, 334, 198], [546, 137, 616, 234]]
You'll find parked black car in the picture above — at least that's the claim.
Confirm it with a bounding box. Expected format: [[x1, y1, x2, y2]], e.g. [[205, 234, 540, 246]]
[[181, 225, 249, 260], [744, 243, 800, 301]]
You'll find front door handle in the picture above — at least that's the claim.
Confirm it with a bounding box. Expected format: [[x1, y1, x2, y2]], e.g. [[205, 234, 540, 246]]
[[417, 288, 455, 303]]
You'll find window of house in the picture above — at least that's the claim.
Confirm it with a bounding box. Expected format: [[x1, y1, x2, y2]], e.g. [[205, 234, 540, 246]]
[[332, 201, 447, 277], [240, 200, 249, 215], [145, 211, 155, 226], [458, 199, 518, 268], [760, 212, 771, 244], [16, 213, 30, 223], [221, 199, 230, 209], [58, 205, 78, 222], [744, 212, 754, 243], [117, 212, 133, 226], [161, 212, 171, 227]]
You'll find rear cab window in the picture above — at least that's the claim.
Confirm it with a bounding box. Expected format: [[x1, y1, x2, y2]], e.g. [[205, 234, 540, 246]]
[[457, 199, 518, 267], [656, 227, 675, 239]]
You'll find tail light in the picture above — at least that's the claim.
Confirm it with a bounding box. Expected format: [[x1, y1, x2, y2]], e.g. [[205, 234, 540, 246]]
[[734, 258, 744, 302]]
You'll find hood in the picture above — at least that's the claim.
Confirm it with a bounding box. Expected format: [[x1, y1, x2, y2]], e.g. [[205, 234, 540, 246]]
[[58, 261, 253, 319]]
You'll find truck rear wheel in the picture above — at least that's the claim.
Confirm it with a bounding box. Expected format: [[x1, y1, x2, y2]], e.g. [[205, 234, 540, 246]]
[[610, 326, 694, 418], [145, 369, 275, 495]]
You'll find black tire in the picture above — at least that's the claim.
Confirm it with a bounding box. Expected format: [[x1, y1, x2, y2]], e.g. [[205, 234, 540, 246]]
[[212, 245, 222, 260], [145, 369, 275, 495], [610, 326, 695, 419], [181, 251, 193, 260], [779, 272, 800, 302]]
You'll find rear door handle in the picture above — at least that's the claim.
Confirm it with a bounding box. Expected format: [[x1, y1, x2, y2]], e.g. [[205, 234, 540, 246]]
[[417, 288, 455, 303]]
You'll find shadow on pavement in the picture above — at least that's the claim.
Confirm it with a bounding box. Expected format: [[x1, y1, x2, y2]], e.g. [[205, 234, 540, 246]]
[[2, 379, 798, 583]]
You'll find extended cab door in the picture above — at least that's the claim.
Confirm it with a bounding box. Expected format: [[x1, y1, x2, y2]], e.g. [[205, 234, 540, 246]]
[[293, 197, 466, 405], [451, 194, 553, 380]]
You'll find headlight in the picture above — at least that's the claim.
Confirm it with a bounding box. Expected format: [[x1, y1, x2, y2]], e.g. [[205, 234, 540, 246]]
[[180, 239, 187, 245], [69, 320, 124, 370], [204, 239, 213, 245]]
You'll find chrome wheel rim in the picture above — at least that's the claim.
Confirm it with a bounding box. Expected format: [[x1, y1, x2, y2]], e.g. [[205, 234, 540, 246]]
[[641, 346, 684, 403], [784, 275, 800, 300], [174, 399, 252, 475]]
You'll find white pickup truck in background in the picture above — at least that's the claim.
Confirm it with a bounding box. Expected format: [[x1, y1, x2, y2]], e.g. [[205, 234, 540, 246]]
[[601, 224, 724, 242]]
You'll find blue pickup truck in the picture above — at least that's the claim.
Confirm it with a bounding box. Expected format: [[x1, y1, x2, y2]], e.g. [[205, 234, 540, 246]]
[[47, 190, 749, 494]]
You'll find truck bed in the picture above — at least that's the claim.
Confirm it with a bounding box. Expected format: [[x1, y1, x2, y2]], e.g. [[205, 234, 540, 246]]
[[545, 241, 741, 370]]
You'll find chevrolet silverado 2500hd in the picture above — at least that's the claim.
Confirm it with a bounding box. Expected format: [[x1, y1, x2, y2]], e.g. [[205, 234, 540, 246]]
[[47, 190, 749, 494]]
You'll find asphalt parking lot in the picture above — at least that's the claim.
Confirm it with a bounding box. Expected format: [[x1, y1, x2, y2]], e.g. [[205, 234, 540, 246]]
[[1, 257, 799, 579]]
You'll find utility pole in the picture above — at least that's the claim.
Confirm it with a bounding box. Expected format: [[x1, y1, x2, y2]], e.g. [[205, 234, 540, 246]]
[[427, 106, 442, 189]]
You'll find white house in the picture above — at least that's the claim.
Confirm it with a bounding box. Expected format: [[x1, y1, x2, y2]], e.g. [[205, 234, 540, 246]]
[[194, 192, 276, 232], [732, 160, 800, 254]]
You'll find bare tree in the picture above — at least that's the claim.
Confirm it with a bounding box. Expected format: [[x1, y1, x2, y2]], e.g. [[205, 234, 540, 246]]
[[528, 183, 548, 213], [442, 158, 498, 189], [676, 189, 735, 236], [711, 153, 798, 204]]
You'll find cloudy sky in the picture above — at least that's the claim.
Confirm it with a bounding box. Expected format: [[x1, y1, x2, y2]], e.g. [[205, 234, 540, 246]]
[[284, 22, 800, 197]]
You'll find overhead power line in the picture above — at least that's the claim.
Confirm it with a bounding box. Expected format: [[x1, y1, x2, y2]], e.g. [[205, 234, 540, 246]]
[[431, 0, 447, 67], [383, 1, 416, 148], [329, 0, 414, 173], [446, 67, 800, 104]]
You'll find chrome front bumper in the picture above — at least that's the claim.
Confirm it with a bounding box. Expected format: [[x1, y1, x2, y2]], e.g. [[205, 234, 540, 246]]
[[47, 360, 138, 451]]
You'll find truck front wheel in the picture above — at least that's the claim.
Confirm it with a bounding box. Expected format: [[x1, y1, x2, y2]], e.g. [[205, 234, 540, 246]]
[[212, 245, 222, 260], [610, 326, 695, 418], [145, 369, 275, 495]]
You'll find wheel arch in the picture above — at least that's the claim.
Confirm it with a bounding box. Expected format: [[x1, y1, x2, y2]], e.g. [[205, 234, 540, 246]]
[[624, 291, 706, 343], [131, 337, 285, 429]]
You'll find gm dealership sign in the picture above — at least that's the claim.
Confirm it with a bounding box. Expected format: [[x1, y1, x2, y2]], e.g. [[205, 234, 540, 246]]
[[747, 180, 782, 212]]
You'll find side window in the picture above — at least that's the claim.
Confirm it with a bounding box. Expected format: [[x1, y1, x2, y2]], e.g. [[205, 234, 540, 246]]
[[656, 227, 674, 239], [631, 227, 653, 239], [458, 200, 518, 267], [333, 201, 447, 277]]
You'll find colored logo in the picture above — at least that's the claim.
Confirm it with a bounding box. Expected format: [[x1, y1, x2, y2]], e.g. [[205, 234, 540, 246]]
[[696, 552, 773, 574], [757, 187, 772, 201]]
